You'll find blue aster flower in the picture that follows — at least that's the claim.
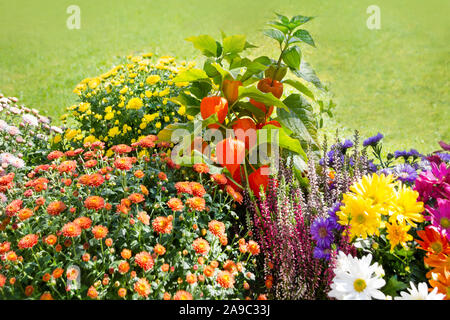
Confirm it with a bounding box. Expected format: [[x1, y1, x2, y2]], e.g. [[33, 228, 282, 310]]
[[310, 217, 335, 248], [363, 133, 383, 147], [313, 246, 332, 260], [392, 163, 418, 184]]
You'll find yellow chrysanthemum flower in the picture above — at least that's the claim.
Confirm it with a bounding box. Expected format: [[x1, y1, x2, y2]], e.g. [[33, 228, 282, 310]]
[[177, 105, 186, 116], [349, 173, 396, 214], [337, 194, 382, 240], [104, 112, 115, 120], [78, 102, 91, 113], [108, 127, 120, 137], [146, 75, 161, 85], [155, 122, 161, 129], [125, 97, 143, 110], [385, 220, 412, 252], [389, 184, 424, 227], [53, 134, 62, 144], [84, 135, 98, 144], [88, 78, 101, 89]]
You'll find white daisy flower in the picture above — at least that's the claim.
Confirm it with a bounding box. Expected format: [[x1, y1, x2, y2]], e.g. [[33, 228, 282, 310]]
[[328, 252, 386, 300], [394, 282, 445, 300]]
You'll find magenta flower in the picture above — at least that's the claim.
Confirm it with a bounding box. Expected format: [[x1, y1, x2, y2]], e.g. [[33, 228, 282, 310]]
[[426, 198, 450, 237], [414, 162, 450, 203]]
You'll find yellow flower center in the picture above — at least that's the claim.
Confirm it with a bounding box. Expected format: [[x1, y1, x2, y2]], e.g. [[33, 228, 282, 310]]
[[430, 241, 443, 254], [353, 278, 367, 292], [355, 213, 366, 224], [440, 217, 450, 229]]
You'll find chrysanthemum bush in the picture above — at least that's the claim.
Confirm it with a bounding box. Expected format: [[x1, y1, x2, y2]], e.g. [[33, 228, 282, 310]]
[[0, 93, 62, 172], [60, 53, 195, 151], [0, 136, 263, 300]]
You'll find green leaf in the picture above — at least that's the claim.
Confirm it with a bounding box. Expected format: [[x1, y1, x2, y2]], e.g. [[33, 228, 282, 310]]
[[263, 29, 285, 44], [172, 68, 209, 83], [292, 29, 316, 47], [252, 124, 306, 159], [282, 79, 314, 99], [238, 86, 289, 111], [291, 60, 324, 90], [290, 15, 314, 25], [185, 35, 218, 57], [282, 46, 302, 70], [267, 22, 289, 34], [234, 101, 266, 118], [222, 35, 247, 55], [157, 122, 193, 142], [382, 276, 408, 297], [278, 93, 319, 149], [275, 13, 290, 24]]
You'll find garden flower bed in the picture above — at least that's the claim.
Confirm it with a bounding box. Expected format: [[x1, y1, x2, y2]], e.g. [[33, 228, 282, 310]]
[[0, 13, 449, 301]]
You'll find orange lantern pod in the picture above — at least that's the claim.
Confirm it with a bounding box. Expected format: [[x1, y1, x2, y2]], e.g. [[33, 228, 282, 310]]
[[200, 96, 228, 129], [222, 79, 242, 104], [248, 165, 270, 197], [233, 118, 257, 150], [257, 78, 283, 99], [215, 138, 246, 176]]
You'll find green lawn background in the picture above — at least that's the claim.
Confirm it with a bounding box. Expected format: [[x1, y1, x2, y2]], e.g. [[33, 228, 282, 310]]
[[0, 0, 448, 153]]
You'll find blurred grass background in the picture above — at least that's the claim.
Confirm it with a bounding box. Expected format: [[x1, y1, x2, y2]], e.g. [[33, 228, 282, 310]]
[[0, 0, 448, 153]]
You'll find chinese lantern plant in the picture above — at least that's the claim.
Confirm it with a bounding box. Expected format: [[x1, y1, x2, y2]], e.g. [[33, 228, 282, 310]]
[[158, 13, 333, 195]]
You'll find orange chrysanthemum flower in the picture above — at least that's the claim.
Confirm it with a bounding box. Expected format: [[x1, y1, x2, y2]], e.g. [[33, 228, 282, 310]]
[[186, 197, 206, 212], [0, 242, 10, 254], [189, 182, 206, 197], [175, 181, 192, 195], [114, 157, 133, 171], [135, 251, 154, 271], [92, 225, 108, 239], [128, 193, 145, 204], [52, 268, 64, 279], [6, 251, 17, 261], [216, 270, 235, 289], [84, 196, 105, 211], [208, 220, 226, 237], [111, 144, 132, 154], [137, 211, 150, 225], [167, 198, 184, 212], [118, 261, 130, 274], [158, 172, 167, 181], [192, 238, 210, 255], [134, 278, 151, 298], [17, 208, 33, 221], [74, 216, 92, 230], [223, 260, 237, 274], [66, 267, 79, 280], [84, 159, 98, 168], [40, 292, 54, 300], [186, 273, 197, 284], [193, 163, 210, 174], [57, 160, 77, 174], [87, 286, 98, 299], [203, 266, 215, 278], [18, 234, 38, 249], [47, 201, 67, 216], [173, 290, 193, 300], [118, 288, 127, 298], [62, 222, 82, 238], [140, 184, 149, 195], [134, 170, 145, 179], [247, 240, 260, 255], [154, 244, 166, 256], [211, 173, 227, 185], [152, 216, 173, 234], [121, 248, 132, 260]]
